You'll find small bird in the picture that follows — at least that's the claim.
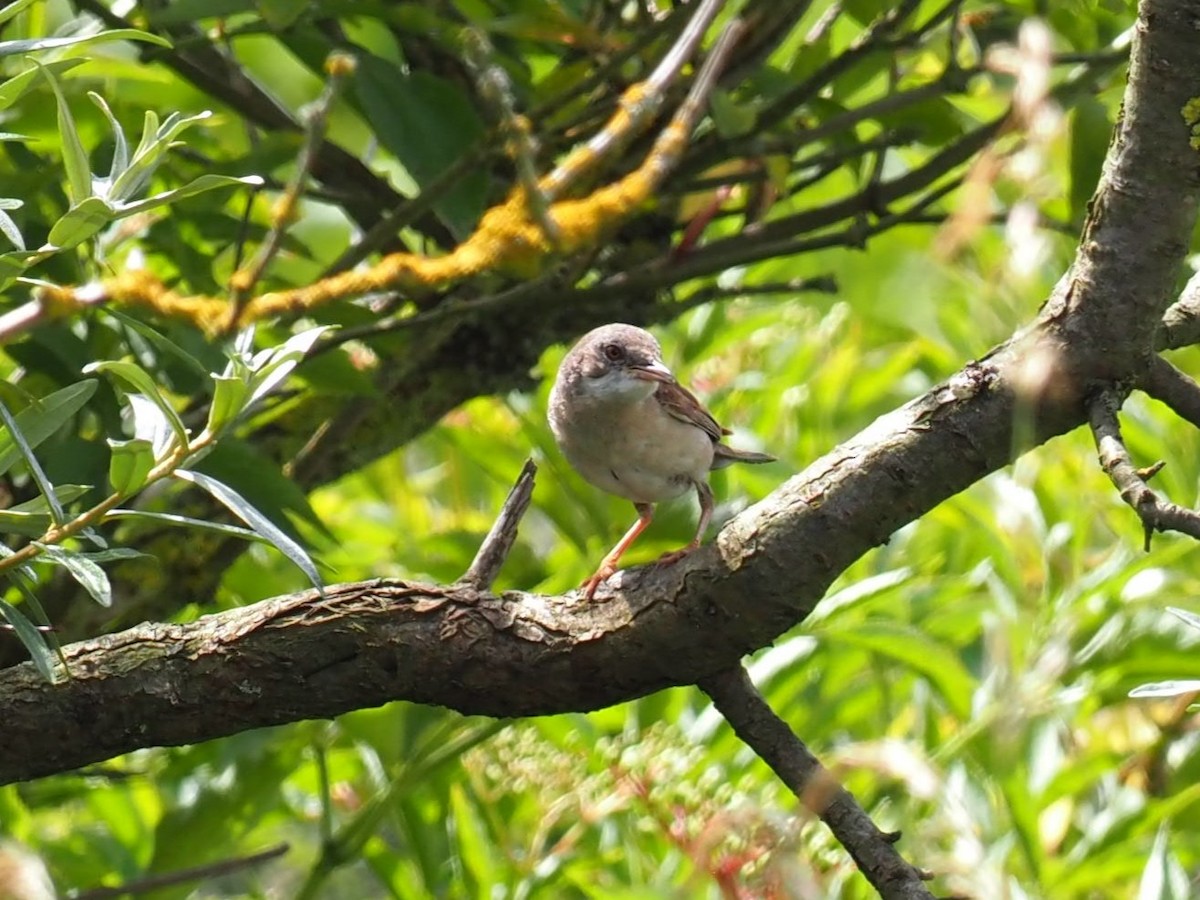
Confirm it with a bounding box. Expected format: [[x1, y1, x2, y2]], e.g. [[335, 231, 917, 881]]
[[548, 323, 775, 599]]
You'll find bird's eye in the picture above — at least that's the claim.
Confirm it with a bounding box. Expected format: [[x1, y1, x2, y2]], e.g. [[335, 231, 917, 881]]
[[602, 343, 624, 362]]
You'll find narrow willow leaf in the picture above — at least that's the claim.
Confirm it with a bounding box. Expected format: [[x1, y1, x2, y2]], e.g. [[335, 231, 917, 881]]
[[0, 484, 92, 533], [125, 395, 175, 463], [0, 59, 83, 111], [1129, 680, 1200, 698], [110, 111, 213, 202], [0, 0, 39, 27], [35, 544, 112, 607], [175, 469, 324, 593], [9, 484, 90, 512], [108, 437, 156, 495], [115, 173, 263, 216], [0, 596, 55, 681], [0, 28, 171, 57], [0, 508, 50, 536], [0, 204, 23, 250], [207, 374, 250, 435], [84, 360, 188, 452], [0, 379, 97, 476], [46, 196, 114, 249], [105, 508, 263, 542], [88, 92, 130, 188], [246, 325, 334, 407], [1167, 607, 1200, 632], [0, 397, 65, 525], [37, 64, 91, 205], [104, 308, 209, 378]]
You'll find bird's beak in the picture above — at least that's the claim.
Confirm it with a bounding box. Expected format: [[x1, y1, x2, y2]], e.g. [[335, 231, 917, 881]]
[[629, 361, 674, 384]]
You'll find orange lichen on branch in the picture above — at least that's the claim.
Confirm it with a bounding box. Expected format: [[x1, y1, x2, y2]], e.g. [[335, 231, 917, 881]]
[[35, 112, 689, 334], [31, 13, 739, 338]]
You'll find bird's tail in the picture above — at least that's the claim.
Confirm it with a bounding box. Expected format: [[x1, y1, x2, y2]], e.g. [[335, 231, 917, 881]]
[[712, 443, 776, 469]]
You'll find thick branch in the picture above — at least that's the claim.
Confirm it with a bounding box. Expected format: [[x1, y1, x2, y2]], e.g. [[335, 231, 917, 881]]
[[700, 667, 934, 900], [0, 335, 1083, 785], [1138, 355, 1200, 430], [4, 0, 1195, 788]]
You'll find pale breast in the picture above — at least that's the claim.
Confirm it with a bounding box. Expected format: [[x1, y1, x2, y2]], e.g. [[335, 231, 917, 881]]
[[554, 392, 714, 503]]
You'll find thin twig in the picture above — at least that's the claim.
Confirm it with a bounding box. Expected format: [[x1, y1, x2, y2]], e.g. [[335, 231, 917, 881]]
[[1089, 388, 1200, 551], [72, 843, 289, 899], [227, 54, 355, 324], [463, 29, 560, 246], [699, 666, 935, 900], [459, 459, 537, 591], [1156, 270, 1200, 351], [1138, 356, 1200, 431], [537, 0, 728, 201]]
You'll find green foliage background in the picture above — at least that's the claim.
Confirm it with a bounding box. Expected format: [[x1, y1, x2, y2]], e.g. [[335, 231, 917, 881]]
[[1, 0, 1198, 897]]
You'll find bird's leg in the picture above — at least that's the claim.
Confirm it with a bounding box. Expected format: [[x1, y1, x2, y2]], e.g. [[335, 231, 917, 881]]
[[583, 502, 656, 599], [655, 480, 713, 567]]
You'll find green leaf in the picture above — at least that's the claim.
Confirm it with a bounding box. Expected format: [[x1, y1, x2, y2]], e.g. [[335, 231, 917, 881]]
[[1137, 823, 1190, 900], [1129, 680, 1200, 699], [207, 374, 250, 435], [0, 508, 50, 536], [355, 56, 487, 239], [46, 196, 114, 249], [114, 173, 264, 216], [88, 92, 129, 184], [0, 205, 23, 250], [821, 620, 975, 718], [0, 379, 98, 477], [1167, 606, 1200, 631], [84, 360, 189, 454], [35, 543, 112, 607], [103, 309, 209, 378], [0, 486, 91, 537], [37, 63, 91, 206], [0, 28, 171, 58], [0, 0, 39, 27], [105, 508, 263, 542], [0, 59, 84, 111], [0, 595, 55, 681], [109, 110, 214, 203], [175, 469, 324, 593], [246, 325, 334, 407], [108, 437, 157, 495]]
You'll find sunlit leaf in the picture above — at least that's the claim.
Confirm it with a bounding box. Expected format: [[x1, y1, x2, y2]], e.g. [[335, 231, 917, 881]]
[[84, 360, 188, 454], [34, 543, 112, 607], [175, 469, 324, 593], [0, 595, 55, 680], [108, 437, 157, 495], [0, 380, 97, 477], [36, 64, 91, 205]]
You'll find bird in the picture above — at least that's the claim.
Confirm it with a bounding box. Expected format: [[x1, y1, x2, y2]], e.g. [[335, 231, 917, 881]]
[[548, 323, 775, 599]]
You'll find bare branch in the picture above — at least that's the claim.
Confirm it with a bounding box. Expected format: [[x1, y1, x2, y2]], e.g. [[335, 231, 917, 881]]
[[1089, 389, 1200, 551], [1156, 271, 1200, 351], [459, 460, 538, 591], [1138, 356, 1200, 431], [699, 667, 935, 900]]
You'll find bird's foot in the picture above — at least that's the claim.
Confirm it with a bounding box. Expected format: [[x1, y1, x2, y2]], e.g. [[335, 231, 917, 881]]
[[581, 565, 617, 600], [654, 543, 699, 568]]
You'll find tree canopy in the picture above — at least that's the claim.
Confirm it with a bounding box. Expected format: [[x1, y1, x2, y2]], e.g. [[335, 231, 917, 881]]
[[0, 0, 1199, 897]]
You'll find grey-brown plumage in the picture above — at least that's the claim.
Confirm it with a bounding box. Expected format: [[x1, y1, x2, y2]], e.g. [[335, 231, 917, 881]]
[[548, 323, 775, 599]]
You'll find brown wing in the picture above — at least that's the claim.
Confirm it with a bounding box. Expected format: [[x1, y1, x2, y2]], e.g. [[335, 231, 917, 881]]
[[654, 378, 728, 442]]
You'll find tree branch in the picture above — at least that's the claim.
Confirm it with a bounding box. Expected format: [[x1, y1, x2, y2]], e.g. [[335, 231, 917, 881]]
[[699, 666, 934, 900], [1089, 388, 1200, 550], [1138, 355, 1200, 431]]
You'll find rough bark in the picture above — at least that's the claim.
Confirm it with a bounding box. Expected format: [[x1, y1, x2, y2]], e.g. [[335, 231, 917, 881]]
[[1, 0, 1197, 791]]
